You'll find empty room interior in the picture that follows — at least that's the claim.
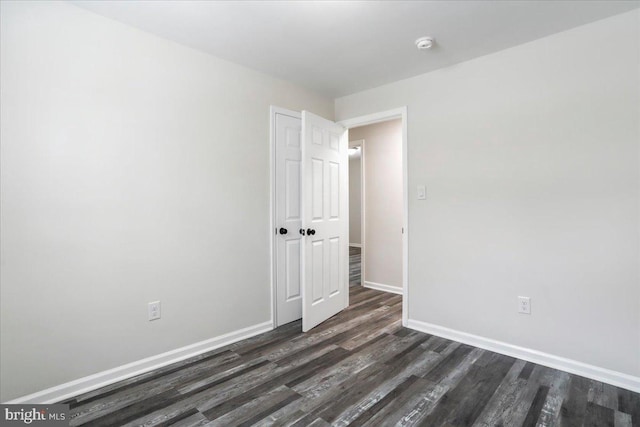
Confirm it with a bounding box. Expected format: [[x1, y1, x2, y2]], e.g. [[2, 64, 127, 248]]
[[1, 1, 639, 426]]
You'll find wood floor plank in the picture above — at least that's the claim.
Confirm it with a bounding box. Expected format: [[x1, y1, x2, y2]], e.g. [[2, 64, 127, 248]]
[[471, 359, 527, 427], [347, 292, 395, 311], [292, 334, 400, 395], [494, 365, 553, 426], [589, 380, 620, 411], [349, 246, 361, 284], [615, 411, 633, 427], [300, 362, 390, 423], [352, 375, 422, 427], [310, 303, 394, 335], [118, 362, 281, 426], [332, 348, 442, 427], [359, 376, 437, 427], [585, 402, 615, 427], [68, 349, 239, 411], [417, 351, 516, 426], [521, 385, 550, 427], [518, 361, 535, 380], [339, 308, 403, 351], [323, 346, 442, 425], [81, 390, 186, 427], [205, 385, 301, 427], [421, 343, 473, 383], [166, 412, 210, 427], [229, 320, 301, 354], [284, 348, 352, 388], [259, 334, 428, 424], [349, 285, 377, 300], [536, 370, 571, 426], [420, 335, 451, 353], [60, 284, 640, 427], [306, 418, 331, 427], [253, 306, 395, 362], [201, 347, 347, 420], [361, 347, 485, 426], [177, 357, 271, 394], [69, 350, 241, 424], [345, 290, 380, 306], [617, 387, 640, 427], [558, 374, 591, 427], [254, 409, 308, 427]]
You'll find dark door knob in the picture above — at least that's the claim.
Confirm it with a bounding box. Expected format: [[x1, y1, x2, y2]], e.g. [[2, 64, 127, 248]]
[[279, 228, 288, 235], [299, 228, 306, 236], [306, 228, 316, 236]]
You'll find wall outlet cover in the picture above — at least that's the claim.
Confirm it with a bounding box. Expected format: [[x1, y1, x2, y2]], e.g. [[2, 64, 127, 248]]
[[518, 296, 531, 315]]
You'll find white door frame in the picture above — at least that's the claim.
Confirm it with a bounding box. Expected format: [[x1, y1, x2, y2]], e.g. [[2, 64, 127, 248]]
[[348, 139, 365, 284], [338, 107, 409, 327], [269, 105, 302, 328]]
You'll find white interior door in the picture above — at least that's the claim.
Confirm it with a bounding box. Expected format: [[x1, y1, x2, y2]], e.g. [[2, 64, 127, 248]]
[[275, 111, 303, 326], [301, 111, 349, 332]]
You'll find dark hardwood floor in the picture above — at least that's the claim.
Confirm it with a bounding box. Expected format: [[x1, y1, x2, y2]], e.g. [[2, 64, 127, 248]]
[[62, 267, 639, 426], [349, 246, 361, 286]]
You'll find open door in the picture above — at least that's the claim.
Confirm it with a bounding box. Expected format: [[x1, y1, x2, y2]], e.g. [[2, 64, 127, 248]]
[[301, 111, 349, 332]]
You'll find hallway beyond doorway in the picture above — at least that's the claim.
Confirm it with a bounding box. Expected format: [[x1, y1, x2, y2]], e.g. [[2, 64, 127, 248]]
[[349, 246, 361, 286]]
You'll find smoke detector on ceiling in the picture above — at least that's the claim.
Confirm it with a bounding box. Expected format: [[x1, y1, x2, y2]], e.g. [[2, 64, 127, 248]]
[[415, 37, 435, 50]]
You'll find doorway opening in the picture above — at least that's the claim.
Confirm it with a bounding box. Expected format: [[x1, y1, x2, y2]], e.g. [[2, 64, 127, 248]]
[[338, 107, 409, 327], [347, 118, 404, 299], [271, 107, 408, 330]]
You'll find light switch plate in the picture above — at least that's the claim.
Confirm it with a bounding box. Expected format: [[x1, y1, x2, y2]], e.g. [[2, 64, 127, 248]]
[[148, 301, 161, 321], [417, 185, 426, 200]]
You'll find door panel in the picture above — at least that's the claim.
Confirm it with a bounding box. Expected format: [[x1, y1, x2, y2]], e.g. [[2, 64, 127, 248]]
[[285, 160, 300, 220], [285, 240, 301, 301], [311, 159, 324, 220], [275, 112, 303, 326], [311, 240, 324, 303], [302, 111, 348, 332], [329, 237, 340, 295], [329, 162, 340, 218]]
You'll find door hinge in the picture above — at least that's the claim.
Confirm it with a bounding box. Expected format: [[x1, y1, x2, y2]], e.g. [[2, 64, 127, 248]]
[[402, 227, 404, 234]]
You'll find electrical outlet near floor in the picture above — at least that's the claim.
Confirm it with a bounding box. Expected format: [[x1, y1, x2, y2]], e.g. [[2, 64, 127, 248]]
[[148, 301, 161, 321], [518, 296, 531, 314]]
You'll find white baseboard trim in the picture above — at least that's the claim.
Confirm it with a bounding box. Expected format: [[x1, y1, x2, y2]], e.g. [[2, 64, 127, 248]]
[[364, 281, 402, 295], [5, 321, 273, 404], [349, 243, 362, 248], [407, 319, 640, 393]]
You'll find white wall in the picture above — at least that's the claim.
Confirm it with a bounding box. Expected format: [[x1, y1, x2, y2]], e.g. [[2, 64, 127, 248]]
[[350, 121, 403, 289], [349, 152, 362, 245], [336, 10, 640, 379], [0, 0, 333, 401]]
